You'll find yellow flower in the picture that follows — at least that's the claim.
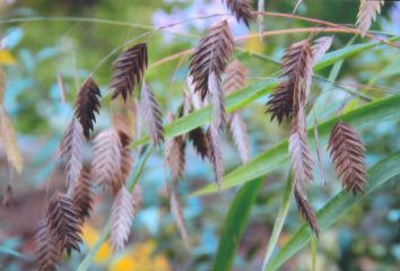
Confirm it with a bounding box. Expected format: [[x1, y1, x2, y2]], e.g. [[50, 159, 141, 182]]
[[0, 50, 16, 65], [81, 224, 112, 264]]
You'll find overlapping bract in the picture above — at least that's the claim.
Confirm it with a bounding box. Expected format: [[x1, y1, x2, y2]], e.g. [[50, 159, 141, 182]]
[[75, 77, 101, 140], [328, 121, 367, 195], [356, 0, 384, 36], [225, 0, 255, 26], [110, 43, 148, 101]]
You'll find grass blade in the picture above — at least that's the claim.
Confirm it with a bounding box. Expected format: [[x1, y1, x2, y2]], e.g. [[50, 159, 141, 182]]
[[266, 151, 400, 270], [261, 172, 294, 269], [212, 177, 263, 271]]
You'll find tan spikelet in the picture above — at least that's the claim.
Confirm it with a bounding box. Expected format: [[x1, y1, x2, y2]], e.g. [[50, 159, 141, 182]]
[[311, 36, 334, 63], [357, 0, 384, 36], [140, 82, 164, 145], [115, 130, 134, 193], [170, 179, 190, 248], [110, 187, 135, 251], [0, 106, 23, 173], [294, 183, 320, 237], [208, 71, 226, 128], [229, 113, 251, 164], [224, 59, 247, 94], [92, 128, 123, 191], [165, 114, 186, 182], [225, 0, 255, 26], [289, 107, 314, 184], [58, 117, 84, 186], [328, 121, 367, 195], [207, 124, 224, 188], [46, 192, 82, 255]]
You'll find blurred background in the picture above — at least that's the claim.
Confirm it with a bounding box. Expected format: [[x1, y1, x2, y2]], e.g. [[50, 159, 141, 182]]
[[0, 0, 400, 270]]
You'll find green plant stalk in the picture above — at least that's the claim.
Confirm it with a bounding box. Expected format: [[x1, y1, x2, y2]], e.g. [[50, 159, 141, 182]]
[[261, 172, 294, 270], [266, 151, 400, 270], [76, 146, 153, 271], [192, 94, 400, 196], [211, 177, 264, 271]]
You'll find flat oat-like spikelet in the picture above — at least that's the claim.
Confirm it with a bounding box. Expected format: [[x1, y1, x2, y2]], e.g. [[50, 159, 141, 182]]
[[188, 127, 209, 160], [110, 43, 148, 101], [266, 40, 313, 123], [58, 117, 84, 186], [189, 20, 234, 100], [34, 220, 60, 271], [170, 179, 189, 248], [229, 113, 251, 163], [208, 71, 226, 128], [207, 123, 224, 188], [72, 167, 93, 219], [110, 186, 135, 251], [224, 59, 247, 94], [328, 121, 367, 195], [46, 192, 82, 255], [140, 82, 164, 145], [311, 36, 333, 63], [92, 128, 123, 191], [357, 0, 384, 36], [225, 0, 255, 27], [294, 183, 320, 237], [289, 107, 314, 184], [75, 77, 101, 140], [165, 114, 186, 182], [115, 130, 134, 193]]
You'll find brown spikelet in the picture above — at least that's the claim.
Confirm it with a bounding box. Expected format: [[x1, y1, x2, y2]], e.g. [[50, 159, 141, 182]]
[[224, 59, 247, 94], [225, 0, 255, 27], [74, 77, 101, 140], [170, 179, 190, 248], [207, 124, 224, 188], [34, 220, 60, 271], [72, 167, 93, 219], [294, 183, 320, 237], [165, 114, 186, 182], [58, 117, 84, 186], [46, 192, 82, 255], [188, 127, 209, 160], [140, 82, 164, 145], [289, 107, 314, 184], [110, 187, 135, 251], [356, 0, 384, 36], [311, 36, 333, 63], [189, 20, 234, 101], [115, 130, 134, 193], [208, 71, 227, 128], [328, 121, 367, 195], [110, 43, 148, 101], [266, 40, 313, 123], [229, 113, 251, 164], [92, 128, 123, 192]]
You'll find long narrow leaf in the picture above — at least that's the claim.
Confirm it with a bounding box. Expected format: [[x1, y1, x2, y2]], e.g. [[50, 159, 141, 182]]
[[192, 95, 400, 196], [266, 151, 400, 270], [261, 172, 294, 269], [212, 177, 263, 271]]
